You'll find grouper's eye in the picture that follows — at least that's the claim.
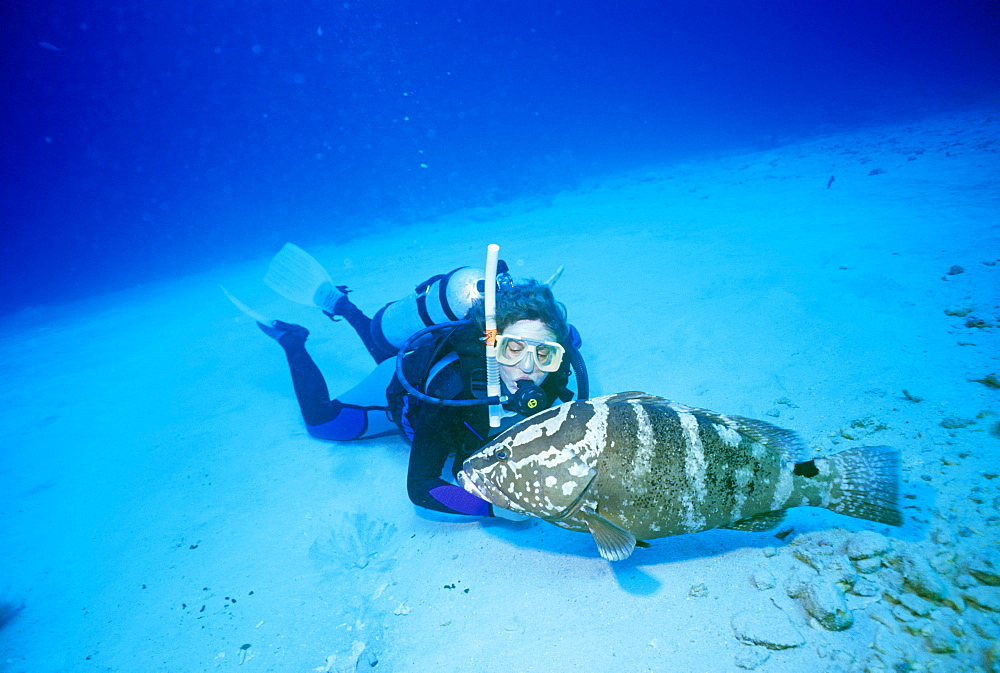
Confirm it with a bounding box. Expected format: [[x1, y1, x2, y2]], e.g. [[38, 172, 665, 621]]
[[494, 448, 510, 461]]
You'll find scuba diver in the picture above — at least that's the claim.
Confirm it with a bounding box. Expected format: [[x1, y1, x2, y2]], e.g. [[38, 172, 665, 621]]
[[248, 243, 588, 519]]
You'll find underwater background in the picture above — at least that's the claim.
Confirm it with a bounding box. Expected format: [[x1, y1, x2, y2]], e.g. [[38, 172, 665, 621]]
[[2, 0, 997, 313], [2, 2, 1000, 672]]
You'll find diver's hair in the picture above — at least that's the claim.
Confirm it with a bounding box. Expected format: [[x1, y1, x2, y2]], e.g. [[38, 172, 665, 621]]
[[466, 279, 569, 344]]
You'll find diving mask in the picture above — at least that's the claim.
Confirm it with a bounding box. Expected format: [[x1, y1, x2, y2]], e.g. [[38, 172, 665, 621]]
[[495, 334, 565, 373]]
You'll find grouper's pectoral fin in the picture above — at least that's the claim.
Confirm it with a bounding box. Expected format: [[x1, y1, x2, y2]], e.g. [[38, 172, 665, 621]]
[[722, 509, 787, 532], [580, 507, 639, 561]]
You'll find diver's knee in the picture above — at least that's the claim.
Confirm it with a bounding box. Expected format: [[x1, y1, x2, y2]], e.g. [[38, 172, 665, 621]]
[[305, 404, 368, 441]]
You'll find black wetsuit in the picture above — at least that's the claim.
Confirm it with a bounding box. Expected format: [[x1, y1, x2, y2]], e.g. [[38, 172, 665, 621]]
[[270, 298, 575, 517]]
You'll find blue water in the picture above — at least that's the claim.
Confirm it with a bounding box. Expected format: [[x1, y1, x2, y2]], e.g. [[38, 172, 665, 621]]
[[2, 0, 997, 313]]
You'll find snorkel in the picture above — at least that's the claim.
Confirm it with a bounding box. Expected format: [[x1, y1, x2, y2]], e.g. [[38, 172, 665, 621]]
[[484, 243, 503, 428], [392, 252, 589, 410]]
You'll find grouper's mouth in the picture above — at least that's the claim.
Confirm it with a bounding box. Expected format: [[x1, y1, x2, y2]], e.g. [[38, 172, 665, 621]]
[[457, 469, 484, 499], [458, 468, 512, 510]]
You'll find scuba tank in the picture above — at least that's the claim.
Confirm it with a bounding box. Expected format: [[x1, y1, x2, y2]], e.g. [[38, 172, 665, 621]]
[[370, 263, 509, 355], [386, 246, 588, 414]]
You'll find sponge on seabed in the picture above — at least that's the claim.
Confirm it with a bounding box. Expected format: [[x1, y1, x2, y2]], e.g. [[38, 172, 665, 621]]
[[826, 445, 903, 527]]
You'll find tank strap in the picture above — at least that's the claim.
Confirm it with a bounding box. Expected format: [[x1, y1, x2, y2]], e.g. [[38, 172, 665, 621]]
[[414, 273, 447, 328], [415, 293, 435, 328], [438, 268, 464, 321]]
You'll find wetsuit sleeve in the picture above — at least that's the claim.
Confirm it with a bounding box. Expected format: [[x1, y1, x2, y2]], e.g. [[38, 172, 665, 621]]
[[405, 402, 490, 516]]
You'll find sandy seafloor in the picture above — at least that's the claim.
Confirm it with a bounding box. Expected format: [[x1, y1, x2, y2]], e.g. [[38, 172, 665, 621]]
[[2, 106, 999, 673]]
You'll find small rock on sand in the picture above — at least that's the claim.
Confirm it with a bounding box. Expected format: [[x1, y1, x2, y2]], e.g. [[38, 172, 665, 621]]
[[967, 549, 1000, 586], [895, 550, 950, 602], [801, 575, 854, 631], [734, 645, 771, 670], [963, 585, 1000, 612], [731, 608, 805, 650], [847, 531, 892, 560]]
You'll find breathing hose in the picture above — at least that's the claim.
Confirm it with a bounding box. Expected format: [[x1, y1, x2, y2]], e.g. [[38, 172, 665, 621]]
[[393, 320, 589, 407]]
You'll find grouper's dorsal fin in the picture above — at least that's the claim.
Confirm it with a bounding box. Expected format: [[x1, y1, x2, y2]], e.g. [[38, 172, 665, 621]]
[[579, 506, 637, 561], [600, 391, 656, 404], [722, 509, 787, 532], [713, 414, 804, 463], [616, 394, 805, 463]]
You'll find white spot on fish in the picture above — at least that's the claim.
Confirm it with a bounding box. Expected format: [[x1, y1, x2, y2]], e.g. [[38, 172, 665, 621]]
[[730, 467, 753, 520], [509, 403, 571, 445], [771, 467, 794, 510], [567, 397, 609, 464], [628, 400, 656, 480], [509, 446, 578, 478], [562, 480, 578, 496], [545, 476, 557, 488], [714, 423, 743, 448], [671, 403, 708, 531]]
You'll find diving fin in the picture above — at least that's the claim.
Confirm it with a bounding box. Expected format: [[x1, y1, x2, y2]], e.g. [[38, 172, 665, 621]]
[[221, 286, 271, 324], [263, 243, 341, 314]]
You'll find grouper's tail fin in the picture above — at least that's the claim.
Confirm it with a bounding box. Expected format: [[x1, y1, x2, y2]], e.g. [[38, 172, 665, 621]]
[[822, 445, 903, 527]]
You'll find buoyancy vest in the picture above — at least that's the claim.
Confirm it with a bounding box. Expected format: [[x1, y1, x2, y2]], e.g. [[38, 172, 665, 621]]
[[385, 322, 576, 443]]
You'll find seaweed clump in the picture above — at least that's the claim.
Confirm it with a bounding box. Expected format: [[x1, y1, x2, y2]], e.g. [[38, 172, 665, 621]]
[[0, 601, 25, 631], [971, 374, 1000, 390]]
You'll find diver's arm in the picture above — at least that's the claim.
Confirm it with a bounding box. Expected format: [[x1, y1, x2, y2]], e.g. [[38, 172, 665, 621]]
[[405, 406, 491, 516]]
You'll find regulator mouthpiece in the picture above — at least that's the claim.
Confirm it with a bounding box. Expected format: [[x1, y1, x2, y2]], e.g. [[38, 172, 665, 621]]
[[510, 380, 548, 416]]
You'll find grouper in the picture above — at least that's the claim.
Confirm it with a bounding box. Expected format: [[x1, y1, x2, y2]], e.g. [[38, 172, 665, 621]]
[[458, 392, 902, 561]]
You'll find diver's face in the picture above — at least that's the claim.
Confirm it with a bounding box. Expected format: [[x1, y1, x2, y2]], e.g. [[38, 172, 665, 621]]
[[497, 319, 555, 393]]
